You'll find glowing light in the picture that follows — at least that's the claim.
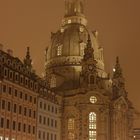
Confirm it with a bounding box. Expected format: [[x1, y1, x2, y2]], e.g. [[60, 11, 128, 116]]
[[113, 68, 116, 72]]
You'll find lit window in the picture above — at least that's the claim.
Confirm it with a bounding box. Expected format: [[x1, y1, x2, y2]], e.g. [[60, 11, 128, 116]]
[[50, 75, 56, 88], [68, 19, 72, 24], [68, 132, 75, 140], [68, 118, 74, 130], [80, 42, 86, 56], [68, 118, 75, 140], [57, 45, 62, 56], [89, 112, 96, 140]]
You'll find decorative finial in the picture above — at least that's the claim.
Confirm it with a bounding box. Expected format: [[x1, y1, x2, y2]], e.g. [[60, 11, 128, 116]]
[[24, 47, 32, 70], [83, 34, 94, 61], [113, 56, 123, 79]]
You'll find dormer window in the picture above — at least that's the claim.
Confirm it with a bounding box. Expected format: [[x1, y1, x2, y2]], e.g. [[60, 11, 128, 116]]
[[57, 45, 62, 56]]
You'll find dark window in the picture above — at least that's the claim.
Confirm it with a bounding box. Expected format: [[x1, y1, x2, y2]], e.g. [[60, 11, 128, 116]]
[[48, 118, 50, 126], [9, 87, 12, 95], [28, 125, 31, 133], [33, 111, 36, 118], [25, 94, 27, 100], [13, 104, 17, 113], [18, 122, 21, 131], [55, 120, 57, 128], [44, 103, 46, 110], [55, 108, 58, 114], [51, 119, 53, 127], [1, 118, 4, 128], [2, 100, 5, 109], [34, 98, 36, 104], [19, 105, 22, 114], [23, 124, 26, 132], [40, 102, 42, 108], [48, 105, 50, 111], [43, 117, 46, 125], [33, 126, 35, 134], [24, 107, 27, 116], [6, 119, 10, 129], [29, 109, 31, 117], [20, 92, 23, 99], [38, 131, 41, 139], [15, 89, 17, 97], [8, 102, 11, 111], [52, 106, 54, 113], [29, 96, 32, 102], [39, 115, 42, 123], [3, 85, 6, 92], [43, 132, 45, 139], [51, 133, 53, 140], [13, 121, 16, 130]]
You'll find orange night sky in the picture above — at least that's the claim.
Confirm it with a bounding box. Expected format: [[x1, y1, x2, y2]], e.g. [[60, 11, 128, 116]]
[[0, 0, 140, 126]]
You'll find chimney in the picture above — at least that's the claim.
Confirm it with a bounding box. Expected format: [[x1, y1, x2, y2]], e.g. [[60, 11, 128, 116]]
[[0, 44, 3, 50], [7, 49, 13, 56]]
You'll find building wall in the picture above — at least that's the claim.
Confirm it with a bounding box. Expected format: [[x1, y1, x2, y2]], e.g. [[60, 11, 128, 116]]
[[0, 80, 37, 140], [37, 96, 61, 140]]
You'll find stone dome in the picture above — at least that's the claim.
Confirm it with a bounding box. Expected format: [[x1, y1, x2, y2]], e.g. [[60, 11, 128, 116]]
[[46, 23, 104, 71]]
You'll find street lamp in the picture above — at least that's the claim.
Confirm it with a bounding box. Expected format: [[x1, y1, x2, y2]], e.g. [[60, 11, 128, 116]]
[[134, 135, 136, 140]]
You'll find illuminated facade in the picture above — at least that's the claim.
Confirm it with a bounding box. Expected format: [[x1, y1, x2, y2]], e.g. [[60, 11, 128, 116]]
[[0, 0, 136, 140], [45, 0, 135, 140], [0, 47, 60, 140]]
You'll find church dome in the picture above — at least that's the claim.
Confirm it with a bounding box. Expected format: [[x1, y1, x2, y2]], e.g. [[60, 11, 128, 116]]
[[46, 23, 104, 70], [45, 0, 106, 90]]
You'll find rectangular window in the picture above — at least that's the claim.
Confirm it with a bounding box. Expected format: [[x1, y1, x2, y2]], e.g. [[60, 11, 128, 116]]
[[33, 126, 35, 134], [19, 105, 22, 114], [3, 85, 6, 93], [29, 96, 32, 102], [2, 100, 5, 109], [34, 98, 36, 104], [7, 102, 11, 111], [47, 133, 49, 140], [18, 122, 21, 131], [51, 119, 53, 127], [43, 117, 46, 125], [6, 119, 10, 129], [25, 94, 27, 100], [33, 111, 36, 118], [1, 118, 4, 128], [23, 124, 26, 132], [13, 104, 17, 113], [24, 107, 27, 116], [8, 87, 12, 95], [15, 89, 17, 97], [13, 121, 16, 130], [28, 125, 31, 133], [29, 109, 31, 117], [20, 92, 23, 99], [47, 118, 50, 126], [39, 115, 42, 124]]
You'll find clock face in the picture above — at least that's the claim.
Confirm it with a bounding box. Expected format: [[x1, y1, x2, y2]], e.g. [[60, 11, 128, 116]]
[[90, 96, 97, 104]]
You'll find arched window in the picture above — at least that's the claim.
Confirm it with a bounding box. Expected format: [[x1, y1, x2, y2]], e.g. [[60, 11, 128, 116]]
[[90, 75, 95, 84], [80, 42, 86, 56], [50, 75, 56, 88], [89, 112, 96, 140], [68, 118, 75, 140], [57, 45, 62, 56]]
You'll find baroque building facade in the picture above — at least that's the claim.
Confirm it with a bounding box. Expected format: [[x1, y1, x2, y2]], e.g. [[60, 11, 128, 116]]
[[45, 0, 135, 140], [0, 46, 61, 140], [0, 0, 137, 140]]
